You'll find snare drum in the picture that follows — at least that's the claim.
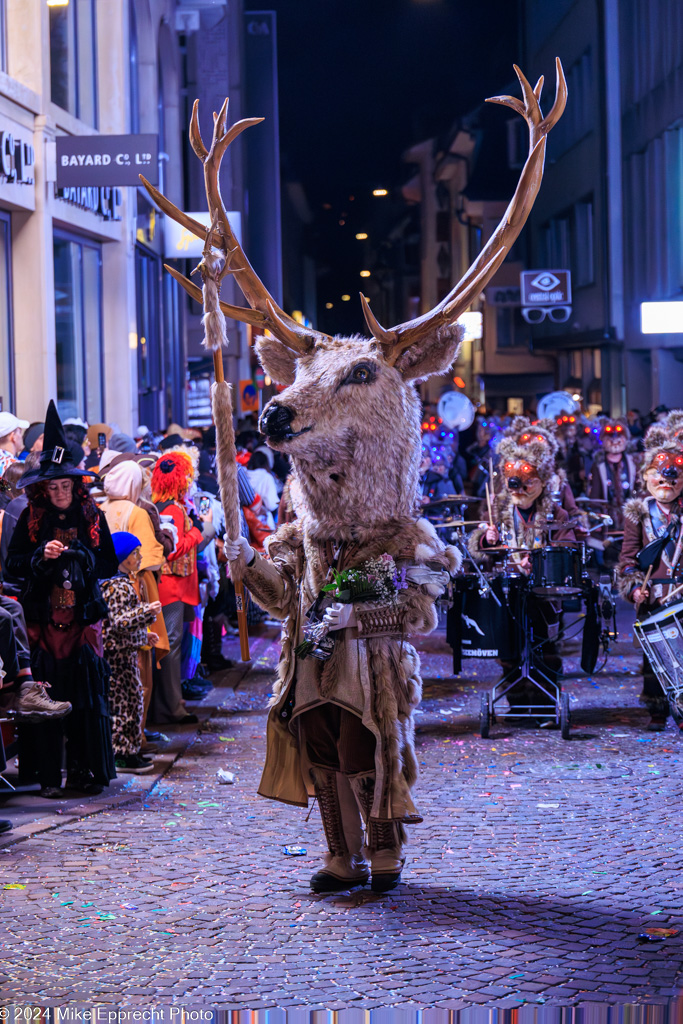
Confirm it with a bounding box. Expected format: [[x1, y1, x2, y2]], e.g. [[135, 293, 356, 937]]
[[634, 600, 683, 723], [530, 546, 582, 596]]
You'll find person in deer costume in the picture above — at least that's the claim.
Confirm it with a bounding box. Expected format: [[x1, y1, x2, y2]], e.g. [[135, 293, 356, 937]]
[[141, 61, 566, 892], [469, 430, 576, 714], [617, 426, 683, 729]]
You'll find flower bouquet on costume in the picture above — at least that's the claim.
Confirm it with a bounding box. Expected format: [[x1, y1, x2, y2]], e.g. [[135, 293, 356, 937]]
[[295, 554, 408, 660]]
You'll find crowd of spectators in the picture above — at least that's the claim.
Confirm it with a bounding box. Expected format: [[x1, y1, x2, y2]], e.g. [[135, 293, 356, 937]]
[[0, 406, 287, 835]]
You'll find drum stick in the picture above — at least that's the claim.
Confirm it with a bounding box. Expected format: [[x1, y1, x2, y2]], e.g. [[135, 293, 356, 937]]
[[486, 481, 494, 528], [635, 564, 653, 607], [663, 581, 683, 602]]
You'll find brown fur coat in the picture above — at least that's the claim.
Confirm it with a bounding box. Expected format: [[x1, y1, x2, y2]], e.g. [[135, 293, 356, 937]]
[[244, 516, 459, 821]]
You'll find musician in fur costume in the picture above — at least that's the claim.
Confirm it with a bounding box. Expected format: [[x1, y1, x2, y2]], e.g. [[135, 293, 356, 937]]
[[470, 431, 575, 715], [589, 418, 639, 529], [617, 427, 683, 729], [499, 416, 581, 526]]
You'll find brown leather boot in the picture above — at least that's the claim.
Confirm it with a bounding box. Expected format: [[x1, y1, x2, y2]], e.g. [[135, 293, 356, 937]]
[[309, 768, 370, 893]]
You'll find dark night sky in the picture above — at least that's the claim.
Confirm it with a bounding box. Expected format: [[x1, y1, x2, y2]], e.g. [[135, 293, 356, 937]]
[[264, 0, 520, 198]]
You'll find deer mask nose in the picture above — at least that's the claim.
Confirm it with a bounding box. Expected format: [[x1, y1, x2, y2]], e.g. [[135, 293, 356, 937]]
[[260, 403, 295, 437]]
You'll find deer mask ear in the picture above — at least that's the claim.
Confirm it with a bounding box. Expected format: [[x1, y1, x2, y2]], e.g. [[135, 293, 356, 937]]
[[393, 324, 463, 382], [255, 335, 297, 386]]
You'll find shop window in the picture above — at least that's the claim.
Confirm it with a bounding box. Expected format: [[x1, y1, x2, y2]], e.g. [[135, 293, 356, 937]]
[[53, 233, 103, 422], [135, 246, 163, 429], [0, 0, 6, 73], [0, 212, 14, 411], [129, 0, 140, 134], [49, 0, 98, 126]]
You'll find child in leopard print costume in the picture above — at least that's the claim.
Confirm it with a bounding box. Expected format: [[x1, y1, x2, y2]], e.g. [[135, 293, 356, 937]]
[[101, 532, 162, 774]]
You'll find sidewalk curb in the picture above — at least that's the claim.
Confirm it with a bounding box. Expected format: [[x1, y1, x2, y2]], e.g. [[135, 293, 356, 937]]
[[0, 662, 254, 849]]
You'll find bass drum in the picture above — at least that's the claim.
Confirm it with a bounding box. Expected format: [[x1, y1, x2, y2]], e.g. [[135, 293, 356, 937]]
[[448, 575, 521, 673]]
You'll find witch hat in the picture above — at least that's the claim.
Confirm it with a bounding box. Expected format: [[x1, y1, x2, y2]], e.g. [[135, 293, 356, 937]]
[[18, 400, 95, 488]]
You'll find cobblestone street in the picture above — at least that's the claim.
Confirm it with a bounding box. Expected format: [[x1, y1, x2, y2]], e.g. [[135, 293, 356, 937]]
[[2, 612, 683, 1010]]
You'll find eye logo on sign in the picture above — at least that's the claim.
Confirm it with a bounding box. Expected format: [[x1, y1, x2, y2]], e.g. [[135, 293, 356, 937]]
[[530, 272, 561, 292]]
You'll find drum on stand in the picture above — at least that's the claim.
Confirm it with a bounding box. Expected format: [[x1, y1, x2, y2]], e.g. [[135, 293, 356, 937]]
[[450, 573, 520, 667], [634, 600, 683, 726], [530, 545, 583, 596]]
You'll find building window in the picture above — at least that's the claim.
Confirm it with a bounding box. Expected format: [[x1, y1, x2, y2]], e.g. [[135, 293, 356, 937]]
[[0, 0, 7, 73], [54, 232, 103, 422], [0, 212, 14, 411], [540, 198, 594, 288], [574, 199, 595, 287], [49, 0, 98, 126], [135, 245, 163, 430], [129, 0, 139, 133]]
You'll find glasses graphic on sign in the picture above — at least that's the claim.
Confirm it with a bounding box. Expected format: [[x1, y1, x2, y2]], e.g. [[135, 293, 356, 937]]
[[521, 305, 572, 324]]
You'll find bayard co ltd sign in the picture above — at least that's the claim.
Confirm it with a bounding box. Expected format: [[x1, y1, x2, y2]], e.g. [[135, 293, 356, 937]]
[[55, 134, 158, 188]]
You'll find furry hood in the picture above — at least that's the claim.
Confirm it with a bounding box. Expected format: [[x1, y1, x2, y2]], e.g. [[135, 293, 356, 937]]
[[497, 433, 556, 483], [640, 426, 683, 479]]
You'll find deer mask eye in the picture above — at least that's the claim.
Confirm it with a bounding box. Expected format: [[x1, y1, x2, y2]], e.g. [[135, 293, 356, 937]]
[[342, 363, 376, 386]]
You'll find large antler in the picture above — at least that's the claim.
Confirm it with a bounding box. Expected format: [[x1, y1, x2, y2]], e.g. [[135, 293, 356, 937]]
[[361, 58, 567, 364], [140, 98, 330, 355]]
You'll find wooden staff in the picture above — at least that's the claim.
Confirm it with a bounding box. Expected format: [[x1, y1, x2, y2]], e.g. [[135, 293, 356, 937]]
[[195, 218, 251, 663]]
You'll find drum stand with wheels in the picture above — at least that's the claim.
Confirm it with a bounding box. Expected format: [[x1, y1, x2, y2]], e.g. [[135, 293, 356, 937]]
[[479, 584, 571, 740]]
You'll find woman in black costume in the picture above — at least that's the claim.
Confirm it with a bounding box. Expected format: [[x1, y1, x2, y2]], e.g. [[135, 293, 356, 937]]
[[7, 402, 119, 797]]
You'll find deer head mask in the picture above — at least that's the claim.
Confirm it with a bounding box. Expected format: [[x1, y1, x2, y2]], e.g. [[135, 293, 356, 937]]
[[141, 60, 566, 539]]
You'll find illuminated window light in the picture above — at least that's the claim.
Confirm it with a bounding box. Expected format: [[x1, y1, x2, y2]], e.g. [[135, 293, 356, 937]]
[[325, 302, 333, 309], [47, 0, 69, 6], [341, 294, 351, 302], [641, 301, 683, 334], [372, 189, 388, 197], [360, 270, 371, 278], [355, 232, 368, 240]]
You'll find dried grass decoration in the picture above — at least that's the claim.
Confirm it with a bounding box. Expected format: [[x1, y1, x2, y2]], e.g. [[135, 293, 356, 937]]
[[295, 554, 408, 661]]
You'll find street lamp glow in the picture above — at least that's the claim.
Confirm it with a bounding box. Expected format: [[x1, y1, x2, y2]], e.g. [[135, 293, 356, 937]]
[[341, 294, 351, 302], [355, 232, 368, 240], [641, 301, 683, 333], [360, 270, 371, 278], [325, 302, 333, 309], [372, 189, 388, 197]]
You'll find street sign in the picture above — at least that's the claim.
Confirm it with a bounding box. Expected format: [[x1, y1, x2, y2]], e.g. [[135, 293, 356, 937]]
[[520, 269, 572, 306], [56, 134, 158, 187]]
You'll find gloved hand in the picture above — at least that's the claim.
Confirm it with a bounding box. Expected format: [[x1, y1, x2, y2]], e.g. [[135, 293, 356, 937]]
[[224, 534, 255, 565], [322, 602, 357, 632]]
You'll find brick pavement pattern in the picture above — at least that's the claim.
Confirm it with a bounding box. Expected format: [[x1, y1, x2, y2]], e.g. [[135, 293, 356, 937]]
[[2, 616, 683, 1009]]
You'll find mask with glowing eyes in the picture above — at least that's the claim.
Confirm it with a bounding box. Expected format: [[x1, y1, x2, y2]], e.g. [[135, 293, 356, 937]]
[[503, 459, 544, 508], [601, 424, 628, 455], [644, 451, 683, 502]]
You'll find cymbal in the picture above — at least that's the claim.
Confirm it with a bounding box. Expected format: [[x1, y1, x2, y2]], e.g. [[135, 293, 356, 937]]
[[431, 519, 477, 529], [576, 496, 610, 505], [423, 494, 481, 508]]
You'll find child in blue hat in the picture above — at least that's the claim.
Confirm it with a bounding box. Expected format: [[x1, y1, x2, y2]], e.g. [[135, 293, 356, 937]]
[[101, 532, 162, 773]]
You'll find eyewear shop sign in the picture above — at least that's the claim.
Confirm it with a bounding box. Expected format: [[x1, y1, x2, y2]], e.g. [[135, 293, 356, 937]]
[[520, 269, 572, 324], [56, 134, 158, 188]]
